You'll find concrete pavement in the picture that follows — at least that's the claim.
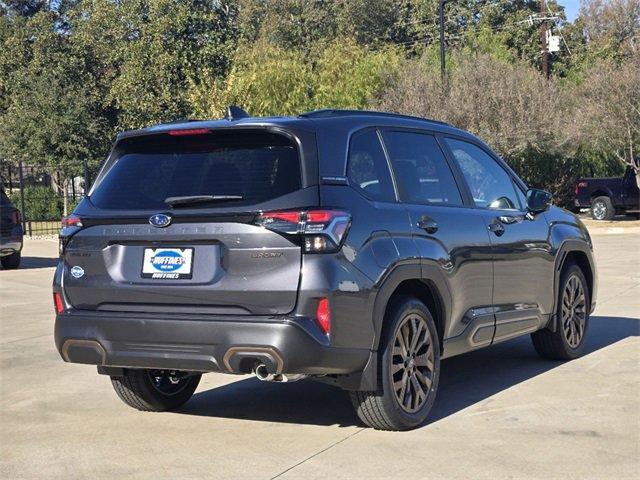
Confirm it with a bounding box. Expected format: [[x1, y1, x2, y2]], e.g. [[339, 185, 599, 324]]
[[0, 230, 638, 479]]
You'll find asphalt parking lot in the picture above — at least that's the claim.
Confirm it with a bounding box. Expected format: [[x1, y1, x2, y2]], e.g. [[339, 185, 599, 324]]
[[1, 228, 638, 479]]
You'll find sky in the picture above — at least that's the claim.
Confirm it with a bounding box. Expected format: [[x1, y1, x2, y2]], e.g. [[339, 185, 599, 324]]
[[559, 0, 581, 21]]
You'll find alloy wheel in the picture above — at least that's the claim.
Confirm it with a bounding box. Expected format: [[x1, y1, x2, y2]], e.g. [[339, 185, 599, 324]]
[[592, 201, 606, 220], [390, 314, 435, 413], [562, 274, 587, 348]]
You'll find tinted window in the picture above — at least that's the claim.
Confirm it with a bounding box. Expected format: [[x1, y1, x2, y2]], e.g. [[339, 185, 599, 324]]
[[90, 131, 301, 210], [347, 129, 395, 202], [445, 138, 520, 210], [382, 131, 462, 206]]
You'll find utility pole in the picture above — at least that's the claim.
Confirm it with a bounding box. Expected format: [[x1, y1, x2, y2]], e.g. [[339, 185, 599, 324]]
[[540, 0, 549, 78], [439, 0, 448, 90]]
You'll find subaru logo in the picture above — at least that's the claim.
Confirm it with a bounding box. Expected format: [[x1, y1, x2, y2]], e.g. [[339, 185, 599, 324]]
[[149, 214, 171, 228]]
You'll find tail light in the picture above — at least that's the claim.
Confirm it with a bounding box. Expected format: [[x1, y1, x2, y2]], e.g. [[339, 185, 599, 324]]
[[315, 298, 331, 335], [53, 292, 64, 314], [255, 209, 350, 253], [60, 215, 84, 256], [11, 210, 21, 225], [575, 181, 588, 195], [61, 215, 83, 228]]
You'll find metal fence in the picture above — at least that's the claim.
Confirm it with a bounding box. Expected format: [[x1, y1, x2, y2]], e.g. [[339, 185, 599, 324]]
[[1, 161, 94, 237]]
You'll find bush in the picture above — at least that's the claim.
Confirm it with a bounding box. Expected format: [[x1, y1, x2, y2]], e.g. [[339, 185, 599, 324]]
[[8, 186, 63, 221]]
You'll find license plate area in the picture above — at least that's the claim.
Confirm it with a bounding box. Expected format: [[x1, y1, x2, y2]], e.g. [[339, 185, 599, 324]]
[[141, 247, 194, 279]]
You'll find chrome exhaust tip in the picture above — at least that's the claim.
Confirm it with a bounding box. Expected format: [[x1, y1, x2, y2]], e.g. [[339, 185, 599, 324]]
[[255, 363, 275, 381], [254, 364, 308, 383]]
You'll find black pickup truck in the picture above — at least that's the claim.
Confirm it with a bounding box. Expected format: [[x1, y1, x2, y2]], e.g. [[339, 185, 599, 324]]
[[575, 166, 640, 220]]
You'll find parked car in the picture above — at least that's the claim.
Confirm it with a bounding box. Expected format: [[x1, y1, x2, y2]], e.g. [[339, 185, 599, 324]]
[[0, 187, 23, 269], [54, 109, 597, 430], [574, 165, 640, 220]]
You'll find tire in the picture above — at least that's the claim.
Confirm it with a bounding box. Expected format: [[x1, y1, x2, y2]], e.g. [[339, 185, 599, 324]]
[[350, 297, 440, 431], [531, 263, 590, 360], [110, 369, 201, 412], [1, 251, 21, 269], [590, 196, 614, 220]]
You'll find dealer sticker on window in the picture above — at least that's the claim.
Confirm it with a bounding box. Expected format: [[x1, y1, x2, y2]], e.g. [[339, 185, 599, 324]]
[[142, 248, 193, 279]]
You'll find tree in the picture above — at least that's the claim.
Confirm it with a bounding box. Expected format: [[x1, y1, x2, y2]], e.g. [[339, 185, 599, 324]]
[[574, 54, 640, 185], [91, 0, 240, 130], [188, 37, 402, 118], [580, 0, 640, 58], [376, 51, 586, 205], [189, 40, 314, 118], [0, 10, 109, 213]]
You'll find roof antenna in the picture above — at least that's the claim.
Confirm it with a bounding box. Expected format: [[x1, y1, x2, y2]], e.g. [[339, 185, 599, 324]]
[[226, 105, 250, 121]]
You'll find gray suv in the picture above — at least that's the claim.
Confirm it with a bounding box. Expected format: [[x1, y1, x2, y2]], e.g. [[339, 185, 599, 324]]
[[54, 109, 597, 430]]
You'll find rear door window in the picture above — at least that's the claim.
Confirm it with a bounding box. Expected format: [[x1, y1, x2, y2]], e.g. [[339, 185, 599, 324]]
[[346, 129, 396, 202], [90, 131, 301, 210], [382, 131, 463, 206]]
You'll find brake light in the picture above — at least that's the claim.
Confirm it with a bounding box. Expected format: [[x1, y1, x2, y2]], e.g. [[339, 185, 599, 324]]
[[316, 298, 331, 335], [11, 210, 21, 224], [255, 209, 351, 253], [168, 128, 210, 136], [53, 292, 64, 314], [575, 181, 588, 195], [61, 215, 83, 228]]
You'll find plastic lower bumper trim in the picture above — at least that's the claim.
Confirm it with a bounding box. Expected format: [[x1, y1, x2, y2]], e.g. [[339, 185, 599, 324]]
[[54, 310, 369, 375]]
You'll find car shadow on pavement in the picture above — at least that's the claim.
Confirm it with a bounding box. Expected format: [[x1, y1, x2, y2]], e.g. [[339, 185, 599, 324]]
[[179, 315, 639, 428], [5, 256, 59, 270]]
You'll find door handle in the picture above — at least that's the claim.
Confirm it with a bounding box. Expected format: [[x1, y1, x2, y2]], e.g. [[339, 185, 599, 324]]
[[488, 219, 505, 236], [417, 216, 439, 234]]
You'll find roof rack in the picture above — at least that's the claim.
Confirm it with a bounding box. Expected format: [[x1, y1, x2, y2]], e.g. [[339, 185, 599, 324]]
[[299, 109, 451, 127]]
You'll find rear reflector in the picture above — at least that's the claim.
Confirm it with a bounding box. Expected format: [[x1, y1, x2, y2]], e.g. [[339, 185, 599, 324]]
[[316, 298, 331, 335], [168, 128, 210, 136], [53, 292, 64, 314]]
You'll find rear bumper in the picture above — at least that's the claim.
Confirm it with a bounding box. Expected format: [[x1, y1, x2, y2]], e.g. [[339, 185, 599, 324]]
[[54, 310, 369, 375]]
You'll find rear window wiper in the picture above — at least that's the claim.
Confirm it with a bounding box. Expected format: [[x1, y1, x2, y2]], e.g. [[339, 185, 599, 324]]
[[165, 195, 244, 207]]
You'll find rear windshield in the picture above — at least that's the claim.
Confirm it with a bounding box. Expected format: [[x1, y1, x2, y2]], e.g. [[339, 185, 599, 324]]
[[90, 130, 301, 210]]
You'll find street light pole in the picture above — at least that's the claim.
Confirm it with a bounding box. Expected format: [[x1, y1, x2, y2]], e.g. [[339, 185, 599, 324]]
[[439, 0, 448, 90]]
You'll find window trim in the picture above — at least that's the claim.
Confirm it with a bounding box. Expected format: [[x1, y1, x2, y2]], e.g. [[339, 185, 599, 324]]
[[441, 134, 529, 213], [378, 127, 468, 208]]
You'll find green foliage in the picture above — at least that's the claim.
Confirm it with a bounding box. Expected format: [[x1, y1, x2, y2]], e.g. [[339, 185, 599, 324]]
[[0, 0, 637, 209], [8, 186, 63, 221], [190, 38, 403, 118], [311, 39, 402, 109]]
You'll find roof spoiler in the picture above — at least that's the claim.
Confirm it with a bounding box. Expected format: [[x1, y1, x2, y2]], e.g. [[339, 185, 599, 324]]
[[226, 106, 250, 121]]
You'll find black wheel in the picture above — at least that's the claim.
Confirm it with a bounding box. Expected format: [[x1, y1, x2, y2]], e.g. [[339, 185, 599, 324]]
[[1, 251, 21, 269], [590, 196, 614, 220], [350, 297, 440, 431], [110, 369, 201, 412], [531, 263, 590, 360]]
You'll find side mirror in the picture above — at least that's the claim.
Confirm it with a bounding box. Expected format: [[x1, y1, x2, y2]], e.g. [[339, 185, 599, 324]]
[[526, 188, 552, 214]]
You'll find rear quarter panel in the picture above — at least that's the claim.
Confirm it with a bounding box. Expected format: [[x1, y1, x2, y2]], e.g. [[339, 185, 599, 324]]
[[544, 206, 597, 312]]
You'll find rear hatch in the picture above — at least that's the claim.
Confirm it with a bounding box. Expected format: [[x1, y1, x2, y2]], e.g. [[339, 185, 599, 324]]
[[62, 127, 318, 315]]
